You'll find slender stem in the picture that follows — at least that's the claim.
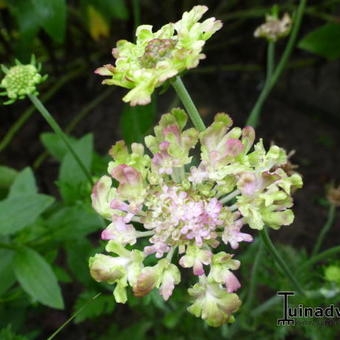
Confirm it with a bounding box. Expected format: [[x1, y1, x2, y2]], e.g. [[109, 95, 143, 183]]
[[47, 293, 101, 340], [244, 238, 264, 309], [28, 94, 93, 185], [132, 0, 141, 30], [260, 227, 305, 295], [0, 68, 83, 152], [220, 189, 240, 204], [300, 245, 340, 272], [266, 41, 275, 85], [246, 0, 308, 127], [171, 76, 206, 132], [312, 204, 336, 256]]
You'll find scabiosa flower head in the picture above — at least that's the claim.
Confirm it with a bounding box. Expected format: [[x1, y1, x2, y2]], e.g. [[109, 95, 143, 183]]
[[0, 56, 47, 105], [95, 6, 222, 106], [89, 108, 302, 326], [327, 184, 340, 207], [254, 13, 292, 42]]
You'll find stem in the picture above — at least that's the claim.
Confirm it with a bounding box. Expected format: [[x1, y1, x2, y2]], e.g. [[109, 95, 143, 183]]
[[171, 76, 206, 132], [47, 293, 101, 340], [220, 189, 240, 204], [312, 204, 336, 256], [299, 245, 340, 272], [260, 227, 305, 296], [246, 0, 307, 127], [28, 94, 93, 185], [0, 68, 83, 152], [266, 41, 275, 84], [244, 238, 264, 309], [132, 0, 141, 30]]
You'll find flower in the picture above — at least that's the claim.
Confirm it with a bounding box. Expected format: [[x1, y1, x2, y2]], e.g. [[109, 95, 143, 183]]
[[89, 108, 302, 326], [0, 56, 47, 105], [327, 184, 340, 207], [254, 13, 292, 42], [95, 6, 222, 106]]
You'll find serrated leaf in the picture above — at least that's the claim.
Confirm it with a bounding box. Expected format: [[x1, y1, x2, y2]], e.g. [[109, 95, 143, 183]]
[[40, 132, 77, 161], [0, 194, 55, 235], [120, 100, 156, 145], [8, 167, 37, 198], [73, 291, 115, 323], [13, 247, 64, 309], [31, 0, 67, 43], [299, 23, 340, 59]]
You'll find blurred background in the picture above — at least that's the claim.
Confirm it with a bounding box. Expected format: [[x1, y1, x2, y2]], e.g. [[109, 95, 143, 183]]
[[0, 0, 340, 339]]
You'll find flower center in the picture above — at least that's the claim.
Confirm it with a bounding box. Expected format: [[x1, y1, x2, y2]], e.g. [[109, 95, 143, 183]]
[[139, 38, 177, 68]]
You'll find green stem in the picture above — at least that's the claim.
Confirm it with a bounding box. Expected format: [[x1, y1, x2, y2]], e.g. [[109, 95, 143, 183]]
[[244, 238, 264, 309], [47, 293, 101, 340], [300, 245, 340, 272], [33, 87, 114, 169], [260, 228, 305, 296], [312, 204, 336, 256], [266, 41, 275, 84], [171, 76, 206, 132], [246, 0, 307, 127], [0, 68, 83, 152], [28, 94, 93, 185], [132, 0, 141, 31]]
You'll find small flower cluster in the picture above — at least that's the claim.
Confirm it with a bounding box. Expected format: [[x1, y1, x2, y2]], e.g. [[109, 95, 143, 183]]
[[89, 108, 302, 326], [0, 57, 47, 105], [254, 12, 292, 42], [95, 6, 222, 106]]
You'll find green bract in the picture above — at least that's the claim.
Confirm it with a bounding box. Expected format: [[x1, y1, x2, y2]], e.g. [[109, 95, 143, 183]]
[[95, 5, 222, 106], [0, 57, 47, 105]]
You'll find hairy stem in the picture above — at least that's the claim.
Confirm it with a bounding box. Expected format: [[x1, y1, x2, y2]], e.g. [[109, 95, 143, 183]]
[[28, 94, 93, 185], [172, 76, 206, 132]]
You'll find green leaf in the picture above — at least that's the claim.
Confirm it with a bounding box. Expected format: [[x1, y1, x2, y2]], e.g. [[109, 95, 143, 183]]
[[0, 249, 16, 296], [8, 167, 37, 198], [46, 205, 102, 240], [298, 23, 340, 59], [59, 134, 93, 185], [40, 132, 77, 161], [73, 290, 115, 323], [0, 166, 17, 189], [13, 247, 64, 309], [0, 325, 28, 340], [0, 194, 54, 235], [31, 0, 67, 43], [87, 0, 129, 20], [120, 100, 156, 145]]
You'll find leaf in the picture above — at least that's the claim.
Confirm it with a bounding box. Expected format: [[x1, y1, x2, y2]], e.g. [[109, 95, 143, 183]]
[[120, 100, 156, 144], [40, 132, 77, 161], [31, 0, 67, 43], [0, 194, 54, 235], [0, 249, 16, 296], [87, 5, 110, 41], [8, 167, 37, 198], [88, 0, 129, 20], [73, 290, 115, 323], [0, 166, 17, 189], [59, 134, 93, 185], [46, 205, 102, 240], [298, 23, 340, 59], [0, 325, 28, 340], [13, 247, 64, 309]]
